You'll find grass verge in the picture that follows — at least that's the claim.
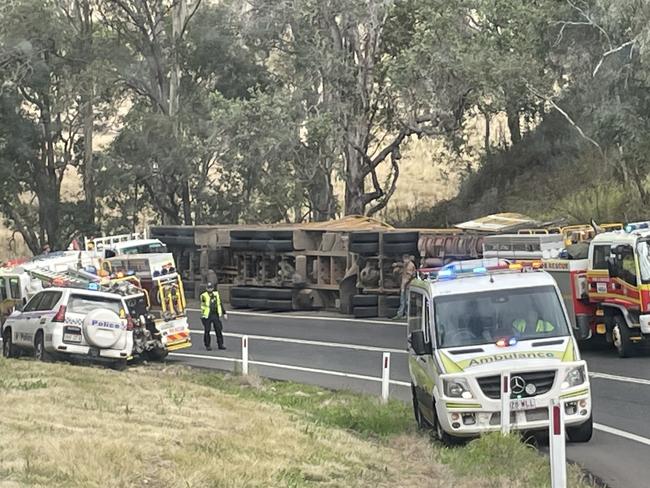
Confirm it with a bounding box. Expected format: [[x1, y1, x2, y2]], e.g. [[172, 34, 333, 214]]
[[0, 358, 594, 487]]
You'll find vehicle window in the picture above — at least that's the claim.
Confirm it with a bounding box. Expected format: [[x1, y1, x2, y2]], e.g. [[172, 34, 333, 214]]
[[611, 245, 637, 286], [407, 291, 423, 336], [37, 291, 62, 311], [23, 293, 45, 313], [592, 245, 611, 270], [9, 277, 20, 299], [68, 295, 122, 315], [434, 285, 570, 348], [0, 277, 6, 301], [121, 243, 168, 255]]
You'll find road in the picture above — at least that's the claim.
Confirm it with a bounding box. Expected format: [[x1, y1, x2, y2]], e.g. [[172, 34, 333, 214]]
[[171, 309, 650, 488]]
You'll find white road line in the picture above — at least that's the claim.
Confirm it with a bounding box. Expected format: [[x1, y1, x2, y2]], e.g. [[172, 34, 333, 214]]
[[589, 371, 650, 386], [594, 423, 650, 447], [186, 308, 403, 327], [169, 351, 410, 386], [189, 329, 407, 354]]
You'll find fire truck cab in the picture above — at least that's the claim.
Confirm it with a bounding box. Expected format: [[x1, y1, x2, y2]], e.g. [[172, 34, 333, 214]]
[[586, 224, 650, 357]]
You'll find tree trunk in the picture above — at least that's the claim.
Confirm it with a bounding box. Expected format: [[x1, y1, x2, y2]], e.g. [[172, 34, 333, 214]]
[[181, 179, 192, 225], [79, 0, 95, 232], [344, 143, 366, 215], [506, 101, 521, 146]]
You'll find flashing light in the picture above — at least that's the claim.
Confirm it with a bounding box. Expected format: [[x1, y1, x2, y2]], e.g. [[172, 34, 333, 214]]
[[88, 282, 100, 291], [473, 267, 487, 274], [116, 272, 125, 278], [509, 263, 523, 270], [437, 269, 456, 280], [625, 221, 650, 233], [127, 270, 136, 276], [531, 261, 542, 269], [496, 337, 518, 348]]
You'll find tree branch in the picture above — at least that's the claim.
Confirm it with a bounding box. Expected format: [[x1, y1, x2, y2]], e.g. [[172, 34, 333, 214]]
[[592, 40, 635, 77]]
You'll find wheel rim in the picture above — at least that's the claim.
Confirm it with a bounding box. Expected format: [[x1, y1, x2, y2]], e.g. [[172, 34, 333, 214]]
[[613, 325, 622, 349], [35, 340, 43, 360], [2, 338, 8, 357]]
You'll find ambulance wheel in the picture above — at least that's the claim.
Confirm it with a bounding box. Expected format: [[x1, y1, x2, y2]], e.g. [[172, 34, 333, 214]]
[[612, 316, 635, 358], [567, 415, 593, 443], [432, 399, 461, 446], [411, 384, 429, 430]]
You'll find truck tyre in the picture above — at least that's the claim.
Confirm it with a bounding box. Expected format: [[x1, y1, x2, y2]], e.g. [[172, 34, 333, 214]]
[[384, 295, 401, 308], [267, 299, 293, 312], [230, 297, 250, 309], [411, 385, 430, 430], [34, 331, 53, 362], [264, 288, 293, 300], [612, 315, 635, 358], [352, 294, 378, 307], [383, 242, 419, 256], [231, 287, 254, 299], [248, 298, 267, 309], [383, 232, 419, 244], [350, 242, 379, 255], [2, 328, 18, 358], [350, 232, 379, 243], [567, 415, 593, 443], [353, 306, 378, 318], [248, 240, 293, 252]]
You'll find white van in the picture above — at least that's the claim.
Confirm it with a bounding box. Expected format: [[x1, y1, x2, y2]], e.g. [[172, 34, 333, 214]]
[[407, 260, 592, 444]]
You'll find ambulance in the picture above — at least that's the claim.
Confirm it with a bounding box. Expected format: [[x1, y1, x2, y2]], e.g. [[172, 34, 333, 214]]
[[407, 259, 592, 444]]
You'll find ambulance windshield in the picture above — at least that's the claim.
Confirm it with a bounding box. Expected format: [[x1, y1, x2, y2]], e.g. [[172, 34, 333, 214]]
[[434, 285, 570, 348]]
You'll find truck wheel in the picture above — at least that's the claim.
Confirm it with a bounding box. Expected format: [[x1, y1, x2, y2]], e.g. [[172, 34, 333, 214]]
[[352, 294, 378, 307], [567, 415, 593, 443], [612, 316, 635, 358], [2, 328, 18, 358], [353, 306, 378, 318], [411, 385, 429, 430], [34, 331, 53, 362]]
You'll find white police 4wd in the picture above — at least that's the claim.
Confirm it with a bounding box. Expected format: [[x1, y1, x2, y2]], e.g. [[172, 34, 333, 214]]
[[407, 260, 592, 444], [2, 287, 133, 369]]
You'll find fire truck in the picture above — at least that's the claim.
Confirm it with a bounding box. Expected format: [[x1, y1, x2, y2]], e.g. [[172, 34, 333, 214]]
[[484, 222, 650, 357]]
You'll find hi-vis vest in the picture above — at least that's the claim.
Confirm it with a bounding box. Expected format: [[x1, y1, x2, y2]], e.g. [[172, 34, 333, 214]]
[[200, 291, 222, 318], [513, 318, 554, 334]]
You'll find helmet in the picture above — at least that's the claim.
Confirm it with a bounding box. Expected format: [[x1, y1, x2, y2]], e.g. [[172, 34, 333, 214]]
[[206, 282, 214, 291]]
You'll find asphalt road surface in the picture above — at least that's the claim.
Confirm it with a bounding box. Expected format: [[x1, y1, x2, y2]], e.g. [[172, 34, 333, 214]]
[[172, 309, 650, 488]]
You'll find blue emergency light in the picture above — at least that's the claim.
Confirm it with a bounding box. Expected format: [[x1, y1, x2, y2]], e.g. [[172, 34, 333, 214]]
[[437, 269, 456, 280], [472, 267, 487, 274], [88, 282, 99, 291], [625, 221, 650, 233]]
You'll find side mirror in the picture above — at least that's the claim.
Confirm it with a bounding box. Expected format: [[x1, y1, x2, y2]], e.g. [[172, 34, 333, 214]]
[[410, 330, 430, 355], [14, 303, 24, 312]]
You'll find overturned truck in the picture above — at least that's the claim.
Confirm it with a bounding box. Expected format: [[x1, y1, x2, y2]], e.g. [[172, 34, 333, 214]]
[[150, 214, 539, 318]]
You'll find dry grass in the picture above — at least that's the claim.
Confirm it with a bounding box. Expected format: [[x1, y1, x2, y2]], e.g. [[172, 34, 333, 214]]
[[0, 359, 594, 488]]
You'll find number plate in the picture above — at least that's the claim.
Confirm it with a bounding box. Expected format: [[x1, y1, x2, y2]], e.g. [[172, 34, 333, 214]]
[[596, 282, 607, 293], [63, 333, 81, 343], [510, 398, 537, 411]]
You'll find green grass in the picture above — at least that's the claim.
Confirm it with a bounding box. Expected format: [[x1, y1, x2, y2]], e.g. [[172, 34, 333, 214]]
[[187, 370, 595, 487]]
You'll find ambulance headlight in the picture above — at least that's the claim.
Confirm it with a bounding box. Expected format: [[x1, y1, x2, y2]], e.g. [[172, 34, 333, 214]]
[[443, 378, 473, 399], [562, 366, 586, 388]]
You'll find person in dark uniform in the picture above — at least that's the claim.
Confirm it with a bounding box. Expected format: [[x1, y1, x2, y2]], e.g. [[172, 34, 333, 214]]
[[200, 282, 227, 350]]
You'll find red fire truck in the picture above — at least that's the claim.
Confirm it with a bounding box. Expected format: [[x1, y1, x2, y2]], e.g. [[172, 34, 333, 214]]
[[484, 223, 650, 357]]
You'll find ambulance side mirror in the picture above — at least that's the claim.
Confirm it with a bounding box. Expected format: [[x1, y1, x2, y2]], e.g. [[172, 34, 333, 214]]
[[410, 330, 430, 356]]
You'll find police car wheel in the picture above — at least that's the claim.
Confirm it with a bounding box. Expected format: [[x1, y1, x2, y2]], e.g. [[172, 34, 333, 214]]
[[2, 329, 17, 358], [34, 331, 53, 362], [567, 414, 593, 443]]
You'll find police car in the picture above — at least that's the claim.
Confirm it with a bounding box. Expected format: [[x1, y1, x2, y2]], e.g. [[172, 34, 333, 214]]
[[407, 259, 592, 444], [1, 287, 134, 369]]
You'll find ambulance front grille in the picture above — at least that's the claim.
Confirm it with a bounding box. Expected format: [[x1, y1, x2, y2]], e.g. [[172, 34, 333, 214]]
[[477, 370, 556, 399]]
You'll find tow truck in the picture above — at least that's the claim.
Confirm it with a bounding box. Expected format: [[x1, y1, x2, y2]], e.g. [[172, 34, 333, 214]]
[[484, 221, 650, 357], [407, 259, 592, 443]]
